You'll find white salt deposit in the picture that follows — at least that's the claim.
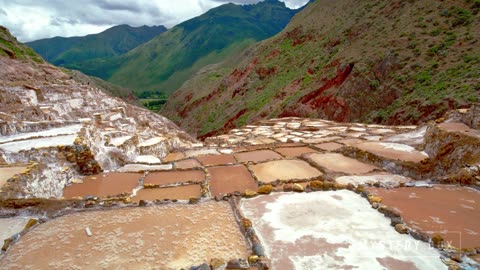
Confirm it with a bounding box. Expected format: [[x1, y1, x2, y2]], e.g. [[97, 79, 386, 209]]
[[379, 142, 428, 156], [138, 137, 165, 147], [135, 155, 161, 164], [0, 134, 78, 152], [117, 164, 173, 172], [219, 149, 234, 154], [241, 191, 447, 270], [110, 136, 133, 147], [67, 98, 83, 109], [109, 113, 123, 121], [0, 124, 82, 144], [0, 216, 37, 242], [185, 149, 219, 157], [335, 174, 411, 186], [384, 126, 427, 145]]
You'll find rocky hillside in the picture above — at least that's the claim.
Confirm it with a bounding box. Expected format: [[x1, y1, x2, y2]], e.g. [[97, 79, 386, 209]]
[[162, 0, 480, 138], [26, 24, 166, 69], [0, 26, 44, 64], [2, 25, 141, 103], [0, 26, 196, 198], [72, 0, 300, 96], [65, 69, 141, 106]]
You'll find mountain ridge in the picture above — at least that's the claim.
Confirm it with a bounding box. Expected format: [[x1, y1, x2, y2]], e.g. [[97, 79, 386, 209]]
[[161, 0, 480, 138], [26, 24, 166, 68], [66, 0, 301, 96]]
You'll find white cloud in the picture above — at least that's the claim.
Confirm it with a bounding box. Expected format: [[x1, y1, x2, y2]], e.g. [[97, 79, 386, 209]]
[[0, 0, 309, 42]]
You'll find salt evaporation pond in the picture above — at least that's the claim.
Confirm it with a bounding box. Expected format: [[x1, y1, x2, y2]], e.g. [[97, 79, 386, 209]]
[[0, 201, 249, 269], [367, 185, 480, 248], [0, 124, 82, 144], [0, 135, 78, 152], [63, 172, 142, 198], [240, 191, 446, 270]]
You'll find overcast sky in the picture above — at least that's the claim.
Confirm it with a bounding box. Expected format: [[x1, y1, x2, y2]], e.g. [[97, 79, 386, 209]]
[[0, 0, 309, 42]]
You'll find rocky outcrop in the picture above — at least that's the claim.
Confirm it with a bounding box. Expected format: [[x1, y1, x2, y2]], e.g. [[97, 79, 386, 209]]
[[444, 105, 480, 129], [0, 161, 76, 198], [59, 137, 102, 175], [424, 116, 480, 178]]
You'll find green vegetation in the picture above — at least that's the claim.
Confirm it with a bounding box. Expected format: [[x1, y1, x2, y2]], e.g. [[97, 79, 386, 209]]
[[141, 99, 167, 111], [0, 26, 44, 63], [375, 54, 480, 121], [26, 25, 166, 68], [450, 7, 474, 26], [139, 92, 168, 111]]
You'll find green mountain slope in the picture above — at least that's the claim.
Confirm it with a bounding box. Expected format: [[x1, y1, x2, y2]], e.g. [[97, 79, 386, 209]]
[[0, 26, 44, 64], [75, 0, 299, 96], [161, 0, 480, 138], [26, 24, 166, 67]]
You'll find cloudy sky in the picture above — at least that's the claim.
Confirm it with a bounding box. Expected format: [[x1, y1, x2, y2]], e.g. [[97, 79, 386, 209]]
[[0, 0, 309, 42]]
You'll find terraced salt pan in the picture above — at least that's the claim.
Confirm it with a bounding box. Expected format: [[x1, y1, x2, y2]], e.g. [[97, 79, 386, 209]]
[[234, 150, 282, 163], [197, 154, 237, 166], [137, 137, 164, 147], [240, 191, 446, 270], [109, 135, 133, 147], [185, 149, 219, 157], [439, 122, 480, 137], [134, 155, 161, 164], [337, 138, 364, 145], [0, 166, 26, 187], [274, 147, 318, 158], [307, 136, 343, 143], [370, 128, 396, 134], [133, 185, 201, 202], [144, 170, 205, 186], [0, 124, 82, 144], [209, 165, 257, 196], [0, 216, 37, 242], [117, 164, 173, 172], [163, 152, 186, 162], [174, 159, 202, 169], [363, 135, 383, 141], [63, 172, 142, 198], [384, 126, 427, 146], [335, 174, 411, 187], [355, 142, 429, 163], [307, 153, 378, 174], [0, 202, 249, 269], [0, 134, 78, 152], [314, 142, 343, 151], [367, 186, 480, 248], [345, 132, 368, 138], [250, 160, 322, 183]]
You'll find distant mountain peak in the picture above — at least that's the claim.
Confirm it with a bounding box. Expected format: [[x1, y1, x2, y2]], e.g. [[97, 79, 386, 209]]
[[40, 0, 300, 98], [26, 24, 166, 65]]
